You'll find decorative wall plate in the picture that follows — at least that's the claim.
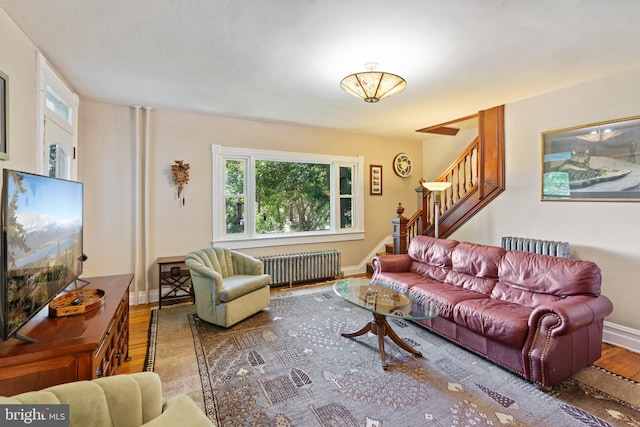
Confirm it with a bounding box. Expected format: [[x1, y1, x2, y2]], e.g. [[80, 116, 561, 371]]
[[393, 153, 413, 177]]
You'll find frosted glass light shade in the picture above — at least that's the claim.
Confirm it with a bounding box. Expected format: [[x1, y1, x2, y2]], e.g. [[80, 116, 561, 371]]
[[422, 181, 452, 192], [340, 71, 407, 103]]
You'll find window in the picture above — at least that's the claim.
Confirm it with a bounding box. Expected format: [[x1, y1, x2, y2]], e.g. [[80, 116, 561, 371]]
[[36, 53, 79, 180], [45, 85, 73, 125], [225, 159, 246, 234], [212, 145, 364, 249], [48, 144, 69, 178]]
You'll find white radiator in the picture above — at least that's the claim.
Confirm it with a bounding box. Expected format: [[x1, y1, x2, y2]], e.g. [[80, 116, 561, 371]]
[[257, 250, 343, 287], [501, 236, 570, 258]]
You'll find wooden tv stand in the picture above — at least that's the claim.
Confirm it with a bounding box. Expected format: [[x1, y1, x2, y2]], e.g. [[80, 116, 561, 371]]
[[0, 274, 133, 396]]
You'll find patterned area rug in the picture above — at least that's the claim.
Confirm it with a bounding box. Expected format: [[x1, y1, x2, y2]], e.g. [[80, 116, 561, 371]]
[[145, 286, 640, 426]]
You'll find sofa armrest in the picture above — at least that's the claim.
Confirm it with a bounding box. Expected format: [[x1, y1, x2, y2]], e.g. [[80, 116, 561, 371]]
[[185, 259, 225, 300], [142, 394, 213, 427], [371, 254, 412, 276], [528, 294, 613, 336], [185, 258, 221, 281]]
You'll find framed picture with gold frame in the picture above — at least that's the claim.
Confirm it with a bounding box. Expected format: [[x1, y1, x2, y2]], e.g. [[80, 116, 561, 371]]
[[370, 165, 383, 195], [542, 115, 640, 201], [0, 69, 8, 160]]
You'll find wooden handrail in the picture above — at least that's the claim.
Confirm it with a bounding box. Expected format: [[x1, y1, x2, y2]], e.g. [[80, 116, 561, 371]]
[[393, 105, 505, 254], [392, 206, 422, 254], [420, 137, 479, 235], [406, 209, 422, 247]]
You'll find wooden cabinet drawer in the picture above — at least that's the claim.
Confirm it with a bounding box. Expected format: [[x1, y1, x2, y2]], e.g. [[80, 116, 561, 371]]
[[0, 355, 77, 396]]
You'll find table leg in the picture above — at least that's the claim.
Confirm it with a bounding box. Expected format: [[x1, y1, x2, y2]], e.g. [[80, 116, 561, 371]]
[[341, 322, 372, 338], [385, 320, 422, 357], [342, 312, 421, 370], [377, 323, 388, 369]]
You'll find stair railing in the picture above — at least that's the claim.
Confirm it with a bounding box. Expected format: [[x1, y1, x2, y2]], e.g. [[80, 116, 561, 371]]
[[392, 104, 505, 254], [393, 139, 479, 254], [421, 136, 479, 234]]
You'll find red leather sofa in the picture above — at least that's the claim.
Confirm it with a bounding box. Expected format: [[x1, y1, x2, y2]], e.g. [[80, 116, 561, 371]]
[[371, 235, 613, 388]]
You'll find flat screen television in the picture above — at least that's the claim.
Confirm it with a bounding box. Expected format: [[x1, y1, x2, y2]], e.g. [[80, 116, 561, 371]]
[[0, 169, 84, 342]]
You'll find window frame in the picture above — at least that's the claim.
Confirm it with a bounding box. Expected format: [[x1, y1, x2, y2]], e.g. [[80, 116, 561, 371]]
[[212, 144, 364, 249], [36, 52, 79, 180]]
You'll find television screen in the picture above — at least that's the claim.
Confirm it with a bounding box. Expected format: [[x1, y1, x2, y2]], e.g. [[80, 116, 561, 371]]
[[0, 169, 83, 341]]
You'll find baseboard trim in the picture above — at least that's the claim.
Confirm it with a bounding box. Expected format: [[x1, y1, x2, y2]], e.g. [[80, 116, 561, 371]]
[[131, 290, 159, 304], [603, 321, 640, 353]]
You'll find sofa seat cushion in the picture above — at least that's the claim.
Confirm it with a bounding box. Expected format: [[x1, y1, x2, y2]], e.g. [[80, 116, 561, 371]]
[[374, 271, 428, 292], [410, 282, 488, 320], [410, 262, 450, 282], [453, 298, 532, 347], [219, 274, 271, 302], [490, 282, 562, 308]]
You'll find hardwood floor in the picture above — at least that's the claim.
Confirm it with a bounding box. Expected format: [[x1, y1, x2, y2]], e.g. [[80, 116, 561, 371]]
[[121, 302, 154, 374], [595, 343, 640, 382], [120, 302, 640, 383]]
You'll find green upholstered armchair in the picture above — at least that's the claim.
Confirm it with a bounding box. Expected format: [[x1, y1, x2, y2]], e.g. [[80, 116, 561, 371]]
[[0, 372, 212, 427], [185, 247, 271, 327]]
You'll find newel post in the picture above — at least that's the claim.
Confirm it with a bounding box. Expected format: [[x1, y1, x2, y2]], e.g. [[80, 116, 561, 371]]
[[391, 203, 408, 254]]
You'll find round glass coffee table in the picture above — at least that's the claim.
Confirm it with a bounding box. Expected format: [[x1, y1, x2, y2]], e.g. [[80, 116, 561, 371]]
[[333, 278, 439, 370]]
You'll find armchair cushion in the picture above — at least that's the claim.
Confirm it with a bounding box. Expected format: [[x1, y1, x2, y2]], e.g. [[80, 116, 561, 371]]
[[219, 274, 272, 302]]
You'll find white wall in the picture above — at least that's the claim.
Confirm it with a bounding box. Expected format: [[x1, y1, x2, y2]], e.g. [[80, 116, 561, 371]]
[[79, 104, 422, 298], [423, 127, 478, 181], [0, 9, 38, 172], [78, 102, 135, 278], [445, 67, 640, 334]]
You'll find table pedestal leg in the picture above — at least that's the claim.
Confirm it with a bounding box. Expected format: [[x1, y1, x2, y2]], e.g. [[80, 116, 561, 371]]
[[342, 312, 422, 370]]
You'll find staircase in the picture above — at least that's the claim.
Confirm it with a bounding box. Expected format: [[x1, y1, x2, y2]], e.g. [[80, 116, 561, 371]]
[[393, 105, 506, 255]]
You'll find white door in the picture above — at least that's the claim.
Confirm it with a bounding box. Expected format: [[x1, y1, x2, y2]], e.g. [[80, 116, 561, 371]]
[[37, 53, 79, 179], [44, 116, 76, 179]]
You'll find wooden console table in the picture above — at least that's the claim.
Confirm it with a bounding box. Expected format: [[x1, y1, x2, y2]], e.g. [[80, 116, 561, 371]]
[[158, 256, 194, 308], [0, 274, 133, 396]]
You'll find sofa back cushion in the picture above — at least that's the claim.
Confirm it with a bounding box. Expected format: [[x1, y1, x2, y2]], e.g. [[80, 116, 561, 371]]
[[1, 372, 165, 427], [408, 235, 458, 281], [186, 247, 235, 278], [497, 251, 602, 301], [444, 241, 505, 295]]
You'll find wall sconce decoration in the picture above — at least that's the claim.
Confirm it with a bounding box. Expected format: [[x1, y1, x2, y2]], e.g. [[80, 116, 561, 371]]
[[171, 160, 190, 206]]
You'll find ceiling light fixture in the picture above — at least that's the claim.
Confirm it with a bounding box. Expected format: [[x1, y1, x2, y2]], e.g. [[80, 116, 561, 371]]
[[340, 62, 407, 103]]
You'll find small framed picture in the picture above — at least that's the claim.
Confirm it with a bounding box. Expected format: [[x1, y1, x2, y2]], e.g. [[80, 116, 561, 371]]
[[370, 165, 383, 195]]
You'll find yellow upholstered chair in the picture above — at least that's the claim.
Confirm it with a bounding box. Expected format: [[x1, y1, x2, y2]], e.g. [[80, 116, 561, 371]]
[[0, 372, 212, 427], [185, 247, 271, 327]]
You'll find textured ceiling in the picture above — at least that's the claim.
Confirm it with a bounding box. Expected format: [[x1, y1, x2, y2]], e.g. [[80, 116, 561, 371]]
[[2, 0, 640, 141]]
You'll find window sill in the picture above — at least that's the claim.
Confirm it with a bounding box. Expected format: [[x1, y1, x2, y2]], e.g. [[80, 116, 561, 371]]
[[212, 231, 365, 250]]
